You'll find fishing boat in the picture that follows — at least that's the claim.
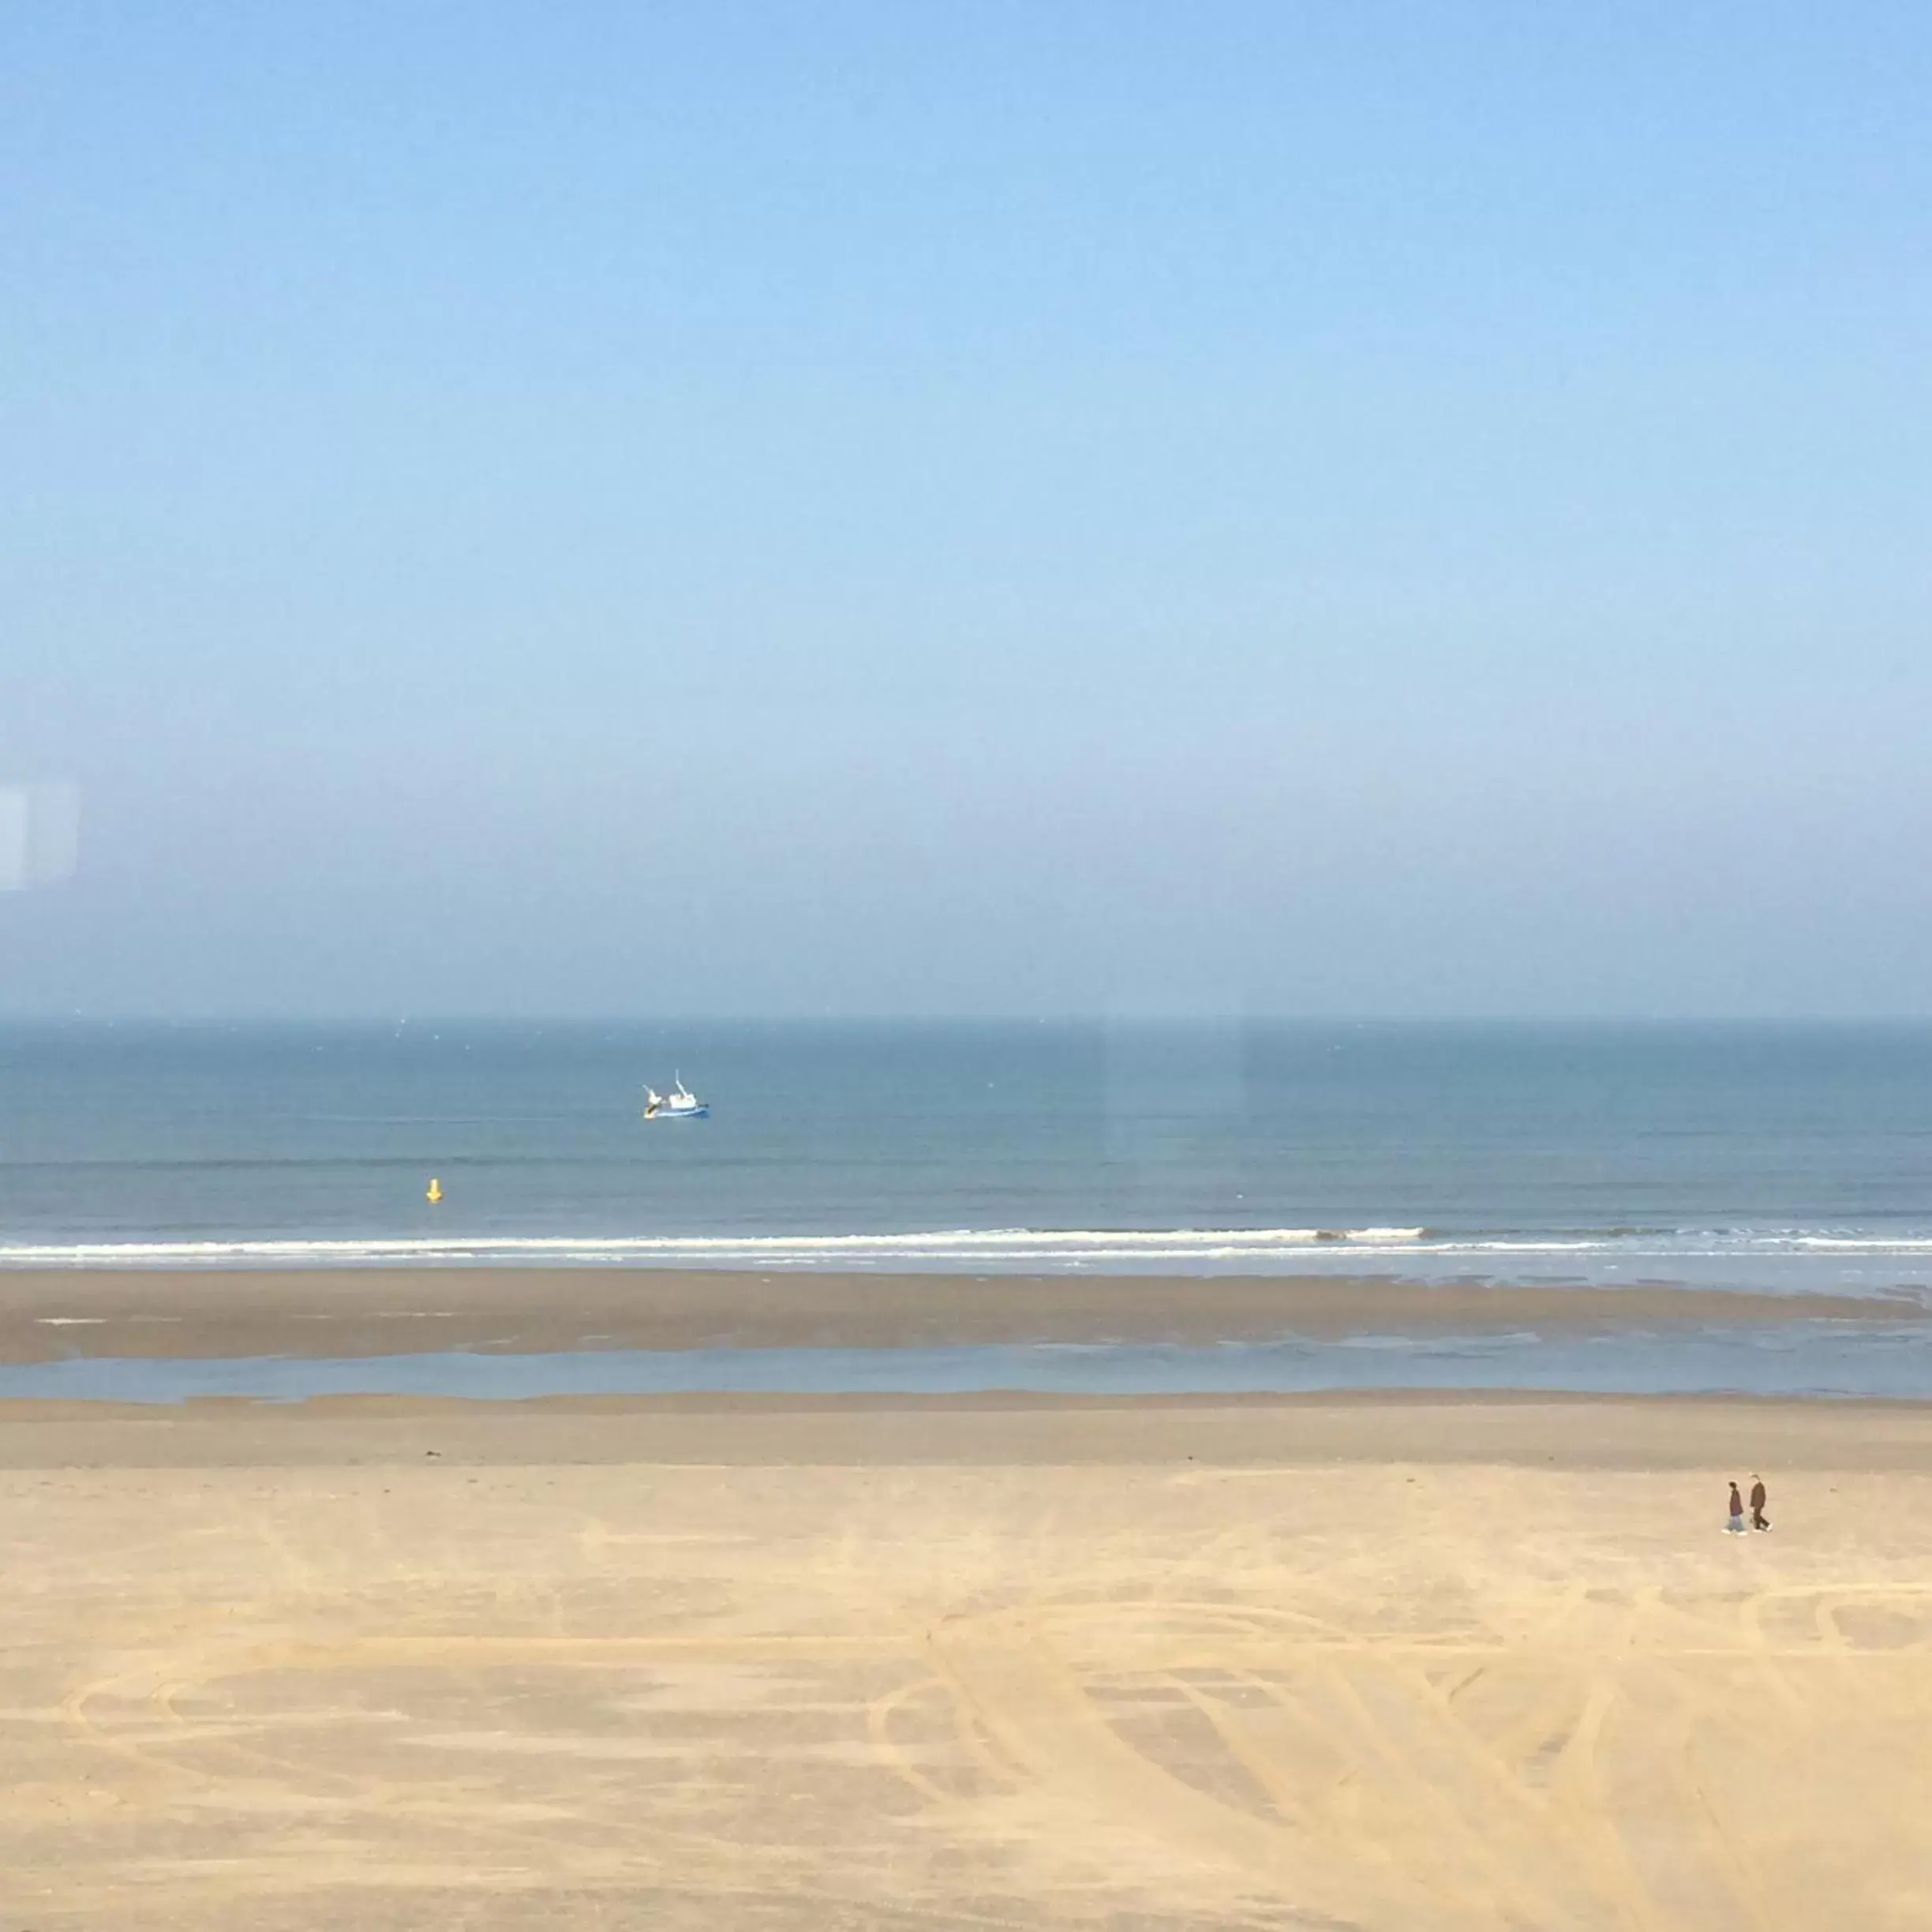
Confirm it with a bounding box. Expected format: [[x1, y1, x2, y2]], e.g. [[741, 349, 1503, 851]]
[[642, 1075, 709, 1121]]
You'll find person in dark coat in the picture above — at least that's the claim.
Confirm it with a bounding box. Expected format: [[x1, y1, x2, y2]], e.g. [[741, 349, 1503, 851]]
[[1749, 1474, 1770, 1532], [1727, 1481, 1746, 1533]]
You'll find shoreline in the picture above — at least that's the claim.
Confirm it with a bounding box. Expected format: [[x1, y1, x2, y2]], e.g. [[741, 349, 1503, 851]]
[[6, 1387, 1932, 1470], [0, 1264, 1918, 1363]]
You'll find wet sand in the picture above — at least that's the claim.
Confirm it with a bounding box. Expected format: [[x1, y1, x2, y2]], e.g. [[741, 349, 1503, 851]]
[[6, 1391, 1932, 1927], [0, 1265, 1916, 1361]]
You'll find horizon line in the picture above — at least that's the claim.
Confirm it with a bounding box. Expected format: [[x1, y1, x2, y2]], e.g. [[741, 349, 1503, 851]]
[[5, 1013, 1932, 1029]]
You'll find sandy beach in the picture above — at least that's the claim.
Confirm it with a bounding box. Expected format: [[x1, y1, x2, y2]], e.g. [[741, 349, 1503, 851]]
[[0, 1265, 1917, 1361], [5, 1389, 1932, 1928]]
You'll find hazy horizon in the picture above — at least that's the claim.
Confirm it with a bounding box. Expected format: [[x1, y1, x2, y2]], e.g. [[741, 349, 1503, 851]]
[[10, 1012, 1932, 1032], [6, 5, 1928, 1020]]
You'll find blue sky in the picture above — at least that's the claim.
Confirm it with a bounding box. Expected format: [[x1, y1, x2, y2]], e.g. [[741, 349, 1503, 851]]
[[4, 2, 1928, 1015]]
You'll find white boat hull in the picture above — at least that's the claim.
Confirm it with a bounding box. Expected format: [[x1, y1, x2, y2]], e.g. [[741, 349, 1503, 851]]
[[644, 1076, 709, 1120]]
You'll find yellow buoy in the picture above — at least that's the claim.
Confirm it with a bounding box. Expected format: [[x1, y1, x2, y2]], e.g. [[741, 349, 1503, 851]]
[[425, 1177, 444, 1204]]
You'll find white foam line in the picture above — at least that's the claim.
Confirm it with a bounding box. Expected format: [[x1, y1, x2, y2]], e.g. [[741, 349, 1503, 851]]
[[0, 1226, 1432, 1266], [4, 1226, 1932, 1270]]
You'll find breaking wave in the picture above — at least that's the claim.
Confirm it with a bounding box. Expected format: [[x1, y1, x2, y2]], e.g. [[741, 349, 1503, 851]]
[[6, 1224, 1932, 1278]]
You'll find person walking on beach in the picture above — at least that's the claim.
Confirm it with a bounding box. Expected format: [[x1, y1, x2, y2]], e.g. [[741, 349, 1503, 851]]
[[1727, 1481, 1746, 1533], [1750, 1474, 1771, 1532]]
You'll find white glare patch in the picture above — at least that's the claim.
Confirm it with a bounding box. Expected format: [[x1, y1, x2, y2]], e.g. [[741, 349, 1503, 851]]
[[0, 783, 80, 889]]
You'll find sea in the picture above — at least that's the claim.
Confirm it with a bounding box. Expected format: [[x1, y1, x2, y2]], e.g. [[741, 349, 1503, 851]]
[[3, 1018, 1931, 1298]]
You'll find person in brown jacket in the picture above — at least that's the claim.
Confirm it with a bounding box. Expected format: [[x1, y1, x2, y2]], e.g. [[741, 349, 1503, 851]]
[[1749, 1474, 1771, 1532]]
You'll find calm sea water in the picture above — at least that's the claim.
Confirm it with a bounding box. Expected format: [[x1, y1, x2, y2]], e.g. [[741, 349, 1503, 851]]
[[3, 1020, 1931, 1294]]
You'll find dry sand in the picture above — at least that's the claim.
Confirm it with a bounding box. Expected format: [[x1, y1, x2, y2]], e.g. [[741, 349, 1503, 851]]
[[0, 1265, 1916, 1361], [4, 1392, 1932, 1928]]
